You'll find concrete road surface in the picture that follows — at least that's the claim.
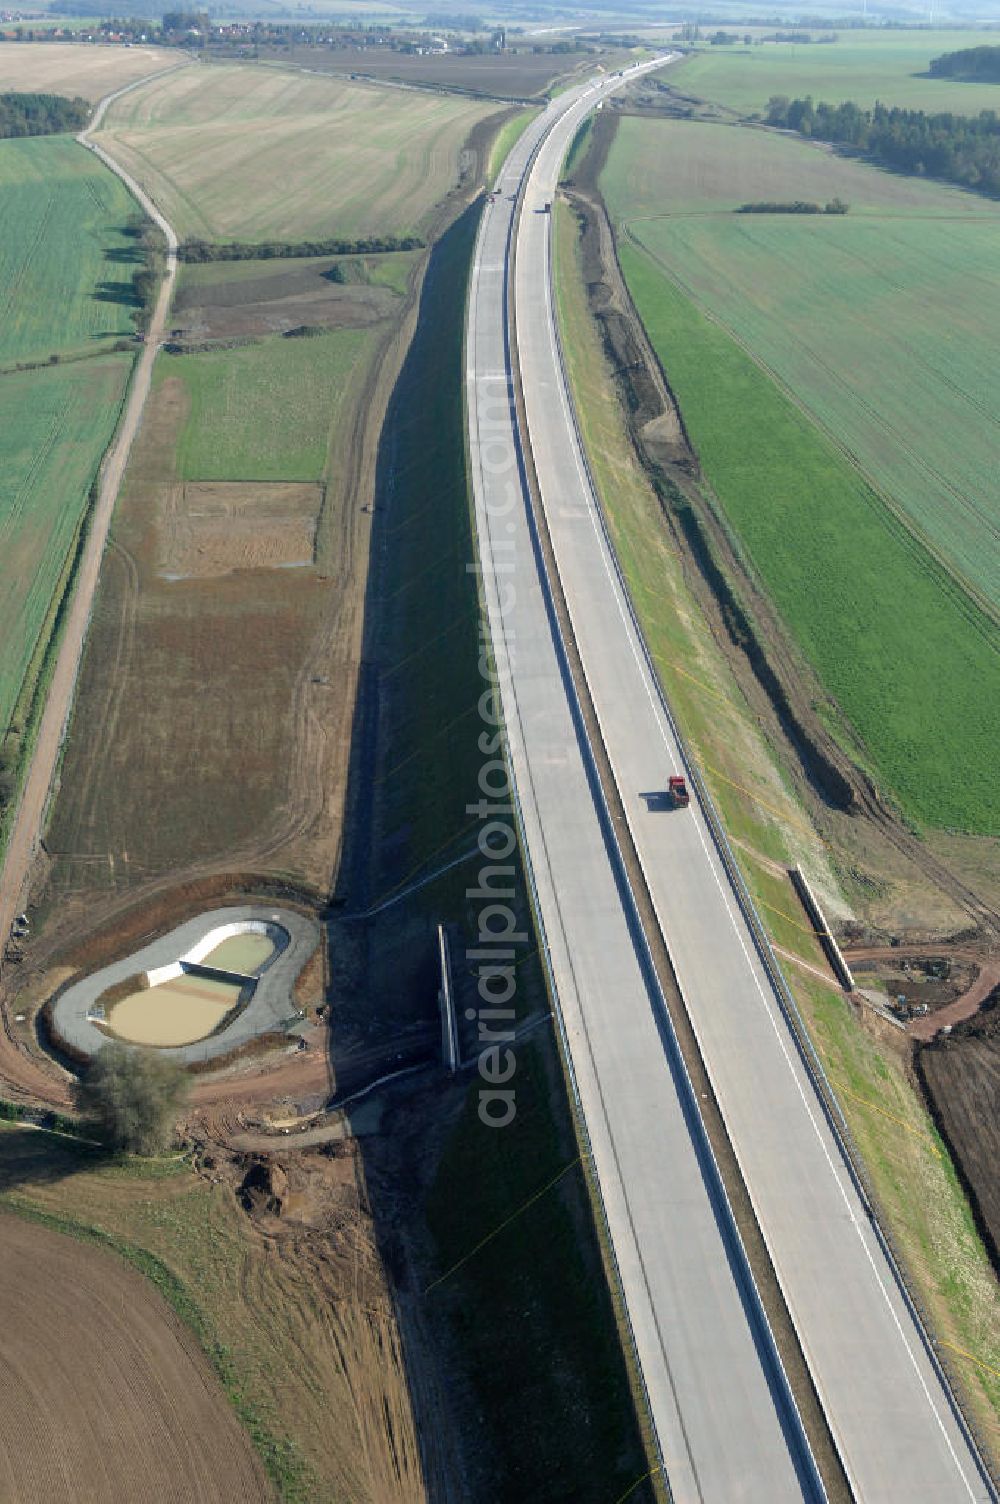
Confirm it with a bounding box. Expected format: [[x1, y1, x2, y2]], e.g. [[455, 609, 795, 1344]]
[[468, 62, 822, 1502], [513, 70, 994, 1504]]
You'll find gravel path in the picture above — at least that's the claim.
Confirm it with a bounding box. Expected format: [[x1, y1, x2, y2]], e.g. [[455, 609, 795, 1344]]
[[0, 67, 188, 1099]]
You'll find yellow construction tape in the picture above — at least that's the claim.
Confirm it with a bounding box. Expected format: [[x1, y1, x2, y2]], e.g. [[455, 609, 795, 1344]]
[[833, 1083, 942, 1158], [940, 1339, 1000, 1385]]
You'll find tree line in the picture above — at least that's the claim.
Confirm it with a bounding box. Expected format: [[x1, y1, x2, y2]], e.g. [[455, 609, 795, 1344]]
[[929, 45, 1000, 82], [737, 198, 849, 214], [177, 233, 424, 263], [0, 91, 88, 137], [765, 94, 1000, 197]]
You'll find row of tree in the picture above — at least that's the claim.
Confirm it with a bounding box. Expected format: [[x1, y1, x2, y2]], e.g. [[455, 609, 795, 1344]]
[[737, 198, 850, 213], [178, 233, 423, 263], [929, 45, 1000, 82], [0, 91, 88, 137], [765, 94, 1000, 197]]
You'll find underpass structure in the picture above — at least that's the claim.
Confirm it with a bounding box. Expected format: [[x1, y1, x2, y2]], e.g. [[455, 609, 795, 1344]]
[[508, 65, 994, 1504]]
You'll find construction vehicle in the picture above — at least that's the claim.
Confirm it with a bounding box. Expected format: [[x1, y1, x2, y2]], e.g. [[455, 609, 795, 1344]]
[[668, 775, 690, 809]]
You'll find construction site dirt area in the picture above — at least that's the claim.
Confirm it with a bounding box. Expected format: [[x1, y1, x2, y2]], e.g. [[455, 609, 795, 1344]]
[[42, 370, 357, 916], [0, 1127, 423, 1503], [0, 1210, 272, 1504], [172, 260, 401, 343], [106, 975, 242, 1046], [158, 481, 321, 578], [921, 995, 1000, 1268]]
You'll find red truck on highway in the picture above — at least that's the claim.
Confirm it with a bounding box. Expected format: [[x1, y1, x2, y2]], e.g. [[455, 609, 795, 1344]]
[[668, 775, 690, 809]]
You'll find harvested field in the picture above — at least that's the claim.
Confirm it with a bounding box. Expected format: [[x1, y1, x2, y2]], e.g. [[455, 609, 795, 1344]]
[[159, 483, 321, 578], [98, 65, 498, 242], [0, 41, 173, 101], [42, 355, 360, 906], [273, 43, 609, 98], [173, 254, 408, 341], [0, 1127, 424, 1503], [0, 1210, 271, 1504]]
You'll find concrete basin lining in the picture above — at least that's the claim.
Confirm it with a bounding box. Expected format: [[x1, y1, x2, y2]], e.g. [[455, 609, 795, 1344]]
[[51, 905, 320, 1065]]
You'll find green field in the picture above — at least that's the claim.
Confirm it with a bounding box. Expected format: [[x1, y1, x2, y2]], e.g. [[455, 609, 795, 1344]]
[[604, 120, 1000, 612], [99, 64, 498, 243], [615, 236, 999, 834], [0, 355, 131, 733], [672, 29, 1000, 114], [0, 135, 141, 367], [167, 331, 370, 482]]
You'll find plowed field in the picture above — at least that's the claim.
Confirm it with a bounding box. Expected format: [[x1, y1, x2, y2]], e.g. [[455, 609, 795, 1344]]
[[0, 1212, 272, 1504]]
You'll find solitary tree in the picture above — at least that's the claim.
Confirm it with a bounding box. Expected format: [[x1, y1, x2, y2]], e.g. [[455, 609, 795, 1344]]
[[75, 1044, 189, 1155]]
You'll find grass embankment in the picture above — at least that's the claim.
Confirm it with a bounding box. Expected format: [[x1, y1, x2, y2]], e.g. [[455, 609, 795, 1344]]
[[612, 232, 999, 836], [604, 119, 1000, 617], [673, 28, 1000, 114], [352, 203, 655, 1502], [486, 106, 538, 181], [795, 978, 1000, 1451], [554, 185, 1000, 1462], [98, 64, 497, 243]]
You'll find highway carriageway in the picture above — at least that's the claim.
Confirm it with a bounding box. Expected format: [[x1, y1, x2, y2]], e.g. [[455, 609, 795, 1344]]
[[468, 60, 824, 1503], [511, 60, 995, 1504]]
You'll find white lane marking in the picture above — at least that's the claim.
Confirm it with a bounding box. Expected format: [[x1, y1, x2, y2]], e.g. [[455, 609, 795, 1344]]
[[525, 110, 981, 1502]]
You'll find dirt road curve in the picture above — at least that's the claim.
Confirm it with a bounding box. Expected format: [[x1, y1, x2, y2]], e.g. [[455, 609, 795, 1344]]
[[0, 1212, 272, 1503], [0, 69, 185, 1102]]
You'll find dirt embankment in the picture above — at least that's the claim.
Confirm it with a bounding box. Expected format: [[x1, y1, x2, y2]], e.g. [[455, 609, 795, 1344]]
[[563, 108, 1000, 942], [919, 993, 1000, 1272], [0, 1211, 273, 1504]]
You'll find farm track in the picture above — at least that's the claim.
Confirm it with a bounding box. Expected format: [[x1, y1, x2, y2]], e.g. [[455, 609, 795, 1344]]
[[0, 87, 504, 1110], [0, 67, 185, 1102]]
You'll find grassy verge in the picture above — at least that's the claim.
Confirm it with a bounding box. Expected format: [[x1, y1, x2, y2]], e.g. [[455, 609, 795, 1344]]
[[487, 106, 538, 181], [795, 976, 1000, 1451], [553, 185, 1000, 1459]]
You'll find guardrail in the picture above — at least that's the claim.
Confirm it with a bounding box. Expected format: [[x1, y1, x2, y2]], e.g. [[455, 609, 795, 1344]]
[[543, 165, 999, 1501], [469, 92, 674, 1503], [486, 69, 824, 1503]]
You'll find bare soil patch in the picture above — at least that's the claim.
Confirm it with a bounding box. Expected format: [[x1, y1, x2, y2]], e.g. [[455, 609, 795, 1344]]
[[920, 1001, 1000, 1271], [0, 1210, 272, 1504], [159, 482, 321, 578], [268, 44, 601, 99], [174, 268, 397, 342]]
